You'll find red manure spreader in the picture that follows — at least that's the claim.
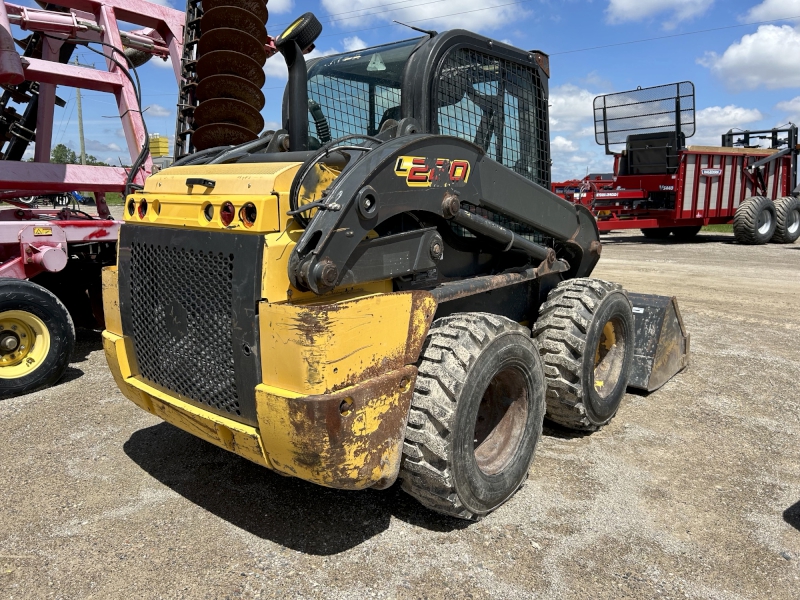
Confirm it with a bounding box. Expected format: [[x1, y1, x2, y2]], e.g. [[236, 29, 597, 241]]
[[551, 82, 800, 244]]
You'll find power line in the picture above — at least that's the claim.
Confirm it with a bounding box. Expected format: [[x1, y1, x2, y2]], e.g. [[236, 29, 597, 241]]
[[550, 15, 800, 55], [268, 0, 495, 31], [313, 0, 536, 40]]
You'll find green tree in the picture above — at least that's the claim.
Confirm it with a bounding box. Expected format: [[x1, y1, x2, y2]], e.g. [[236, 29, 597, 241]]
[[85, 154, 108, 166], [51, 143, 77, 164]]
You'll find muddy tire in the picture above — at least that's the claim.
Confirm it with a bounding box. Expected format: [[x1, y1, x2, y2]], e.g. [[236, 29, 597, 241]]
[[671, 225, 702, 240], [532, 278, 634, 431], [771, 196, 800, 244], [399, 313, 545, 520], [0, 279, 75, 399], [734, 196, 776, 245], [641, 228, 672, 239]]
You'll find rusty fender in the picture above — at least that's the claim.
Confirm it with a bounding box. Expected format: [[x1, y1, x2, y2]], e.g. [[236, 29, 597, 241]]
[[256, 366, 417, 490]]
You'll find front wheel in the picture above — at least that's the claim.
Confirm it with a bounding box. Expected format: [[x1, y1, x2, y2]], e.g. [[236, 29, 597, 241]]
[[532, 278, 634, 431], [0, 279, 75, 399], [400, 313, 546, 520]]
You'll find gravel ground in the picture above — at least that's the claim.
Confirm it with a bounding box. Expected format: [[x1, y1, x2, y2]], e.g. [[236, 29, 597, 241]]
[[2, 230, 799, 599]]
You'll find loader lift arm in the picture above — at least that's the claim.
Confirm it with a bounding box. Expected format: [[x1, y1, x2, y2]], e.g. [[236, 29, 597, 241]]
[[287, 133, 601, 295]]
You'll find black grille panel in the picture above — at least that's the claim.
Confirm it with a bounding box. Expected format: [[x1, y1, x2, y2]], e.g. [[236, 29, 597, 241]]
[[129, 241, 240, 414], [119, 225, 264, 425]]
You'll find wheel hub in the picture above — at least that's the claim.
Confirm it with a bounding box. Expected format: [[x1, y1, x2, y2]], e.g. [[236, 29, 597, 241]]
[[757, 210, 772, 235], [788, 209, 800, 235], [0, 333, 19, 352], [594, 318, 625, 397], [473, 367, 529, 476], [0, 311, 50, 378]]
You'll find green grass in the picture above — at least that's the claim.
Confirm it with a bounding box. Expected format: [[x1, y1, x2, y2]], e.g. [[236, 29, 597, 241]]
[[85, 192, 124, 206], [702, 224, 733, 233]]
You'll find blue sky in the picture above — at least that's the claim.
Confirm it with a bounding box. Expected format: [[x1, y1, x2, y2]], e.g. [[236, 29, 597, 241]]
[[15, 0, 800, 180]]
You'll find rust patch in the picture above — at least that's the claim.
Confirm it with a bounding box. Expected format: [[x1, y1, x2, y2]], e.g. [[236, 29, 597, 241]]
[[284, 366, 417, 490]]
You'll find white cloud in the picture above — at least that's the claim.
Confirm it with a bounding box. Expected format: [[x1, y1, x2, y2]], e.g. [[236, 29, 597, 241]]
[[145, 104, 171, 117], [269, 0, 294, 15], [690, 105, 764, 145], [776, 96, 800, 123], [150, 56, 173, 69], [606, 0, 714, 28], [319, 0, 524, 32], [263, 45, 347, 81], [551, 135, 578, 152], [699, 25, 800, 90], [549, 84, 597, 134], [742, 0, 800, 22], [85, 139, 122, 152], [343, 36, 367, 52]]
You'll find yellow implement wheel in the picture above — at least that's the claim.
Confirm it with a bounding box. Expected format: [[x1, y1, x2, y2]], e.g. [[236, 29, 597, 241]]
[[0, 279, 75, 399], [0, 310, 51, 379]]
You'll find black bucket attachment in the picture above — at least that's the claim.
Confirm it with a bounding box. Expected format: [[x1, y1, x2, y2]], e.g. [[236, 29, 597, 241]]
[[627, 293, 690, 392]]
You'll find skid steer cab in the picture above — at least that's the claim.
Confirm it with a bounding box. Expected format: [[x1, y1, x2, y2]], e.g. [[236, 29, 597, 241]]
[[103, 13, 689, 520]]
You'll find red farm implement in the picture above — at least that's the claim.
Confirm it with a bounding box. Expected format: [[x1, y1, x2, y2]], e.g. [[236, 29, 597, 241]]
[[0, 0, 185, 397], [552, 82, 800, 244]]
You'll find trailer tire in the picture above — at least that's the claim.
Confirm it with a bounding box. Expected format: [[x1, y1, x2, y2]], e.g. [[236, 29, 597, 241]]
[[399, 313, 545, 520], [532, 278, 634, 431], [771, 196, 800, 244], [0, 279, 75, 399], [733, 196, 777, 245], [641, 228, 672, 239], [671, 226, 702, 240]]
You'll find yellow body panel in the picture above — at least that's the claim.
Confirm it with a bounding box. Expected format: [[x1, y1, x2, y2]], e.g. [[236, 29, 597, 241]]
[[124, 162, 302, 233], [259, 291, 435, 395], [101, 266, 122, 336], [103, 159, 441, 490], [256, 366, 416, 489], [102, 266, 437, 488]]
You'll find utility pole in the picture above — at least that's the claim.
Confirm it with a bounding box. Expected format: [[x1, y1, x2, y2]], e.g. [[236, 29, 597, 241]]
[[73, 57, 86, 165]]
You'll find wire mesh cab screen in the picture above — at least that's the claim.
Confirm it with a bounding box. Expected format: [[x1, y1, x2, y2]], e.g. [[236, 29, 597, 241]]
[[306, 38, 421, 141], [434, 47, 551, 188], [594, 81, 695, 150]]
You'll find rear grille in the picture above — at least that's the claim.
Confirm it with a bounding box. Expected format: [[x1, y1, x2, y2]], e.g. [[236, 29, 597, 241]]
[[129, 241, 241, 415]]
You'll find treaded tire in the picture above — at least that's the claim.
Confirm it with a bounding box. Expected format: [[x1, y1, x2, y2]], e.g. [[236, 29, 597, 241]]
[[399, 313, 545, 520], [641, 228, 672, 239], [771, 196, 800, 244], [275, 12, 322, 51], [532, 278, 634, 431], [733, 196, 776, 245], [0, 279, 75, 399], [671, 226, 702, 240]]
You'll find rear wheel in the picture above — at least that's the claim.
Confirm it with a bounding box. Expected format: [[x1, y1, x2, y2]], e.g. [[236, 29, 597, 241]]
[[734, 196, 777, 245], [641, 228, 672, 239], [0, 279, 75, 399], [400, 313, 545, 520], [671, 225, 702, 240], [532, 278, 634, 431], [771, 196, 800, 244]]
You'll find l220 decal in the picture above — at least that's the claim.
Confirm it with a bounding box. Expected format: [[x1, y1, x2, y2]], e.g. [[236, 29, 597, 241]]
[[394, 156, 471, 188]]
